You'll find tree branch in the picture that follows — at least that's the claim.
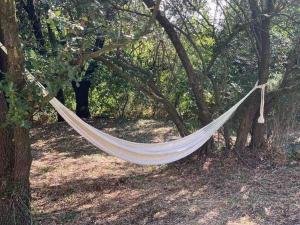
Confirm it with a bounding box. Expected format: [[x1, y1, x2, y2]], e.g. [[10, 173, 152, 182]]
[[75, 0, 162, 64]]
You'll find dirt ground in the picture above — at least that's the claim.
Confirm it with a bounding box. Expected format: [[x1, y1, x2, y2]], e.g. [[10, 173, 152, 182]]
[[30, 119, 300, 225]]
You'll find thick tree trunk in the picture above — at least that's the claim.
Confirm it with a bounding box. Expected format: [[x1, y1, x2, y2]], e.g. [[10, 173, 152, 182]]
[[0, 92, 15, 225], [250, 5, 271, 148], [234, 0, 272, 151], [251, 118, 267, 149], [12, 127, 32, 225], [252, 36, 300, 149], [234, 94, 259, 151], [0, 1, 32, 224]]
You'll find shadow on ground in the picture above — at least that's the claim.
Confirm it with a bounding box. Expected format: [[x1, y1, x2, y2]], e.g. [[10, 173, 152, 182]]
[[30, 119, 300, 225], [30, 119, 178, 159]]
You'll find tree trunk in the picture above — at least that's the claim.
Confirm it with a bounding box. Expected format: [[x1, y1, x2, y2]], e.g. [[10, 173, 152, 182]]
[[0, 0, 32, 224], [251, 117, 267, 149], [20, 0, 46, 54], [0, 93, 15, 225], [234, 0, 273, 151], [56, 89, 65, 122], [72, 62, 95, 118], [223, 124, 232, 151], [234, 94, 259, 151], [11, 127, 31, 225], [72, 80, 91, 118], [143, 0, 212, 125], [72, 36, 104, 118]]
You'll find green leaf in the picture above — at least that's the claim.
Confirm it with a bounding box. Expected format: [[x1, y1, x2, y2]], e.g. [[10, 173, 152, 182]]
[[54, 10, 61, 17]]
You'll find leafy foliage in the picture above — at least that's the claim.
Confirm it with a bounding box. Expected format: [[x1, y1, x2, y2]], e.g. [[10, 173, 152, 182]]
[[6, 0, 299, 138]]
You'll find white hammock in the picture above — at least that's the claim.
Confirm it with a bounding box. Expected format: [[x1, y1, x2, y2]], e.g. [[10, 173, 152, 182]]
[[47, 83, 265, 165], [1, 44, 266, 165]]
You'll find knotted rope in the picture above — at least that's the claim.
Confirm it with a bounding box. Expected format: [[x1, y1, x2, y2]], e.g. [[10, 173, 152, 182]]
[[256, 83, 267, 124], [25, 70, 49, 97]]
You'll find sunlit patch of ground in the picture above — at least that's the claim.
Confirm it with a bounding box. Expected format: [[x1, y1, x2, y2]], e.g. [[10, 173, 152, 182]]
[[30, 119, 300, 225]]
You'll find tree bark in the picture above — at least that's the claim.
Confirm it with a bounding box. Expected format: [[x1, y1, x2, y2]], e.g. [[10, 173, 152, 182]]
[[56, 89, 65, 121], [72, 79, 91, 118], [72, 36, 105, 118], [0, 93, 15, 225], [234, 93, 260, 151], [0, 0, 32, 224], [234, 0, 273, 151], [249, 0, 272, 149]]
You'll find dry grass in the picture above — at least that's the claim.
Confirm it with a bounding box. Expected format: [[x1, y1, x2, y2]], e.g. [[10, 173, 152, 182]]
[[30, 119, 300, 225]]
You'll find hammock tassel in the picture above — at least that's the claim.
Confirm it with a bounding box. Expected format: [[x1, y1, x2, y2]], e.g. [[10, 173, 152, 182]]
[[257, 83, 266, 124]]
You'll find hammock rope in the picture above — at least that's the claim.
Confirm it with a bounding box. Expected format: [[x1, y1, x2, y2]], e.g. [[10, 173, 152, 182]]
[[0, 41, 8, 55], [1, 43, 267, 165], [257, 83, 266, 123]]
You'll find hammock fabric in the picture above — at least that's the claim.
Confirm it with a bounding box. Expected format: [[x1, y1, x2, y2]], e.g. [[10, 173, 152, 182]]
[[1, 43, 266, 165], [48, 83, 265, 165]]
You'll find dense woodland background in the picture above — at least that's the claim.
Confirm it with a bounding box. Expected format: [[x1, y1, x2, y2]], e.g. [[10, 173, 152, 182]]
[[0, 0, 299, 224], [15, 0, 300, 153]]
